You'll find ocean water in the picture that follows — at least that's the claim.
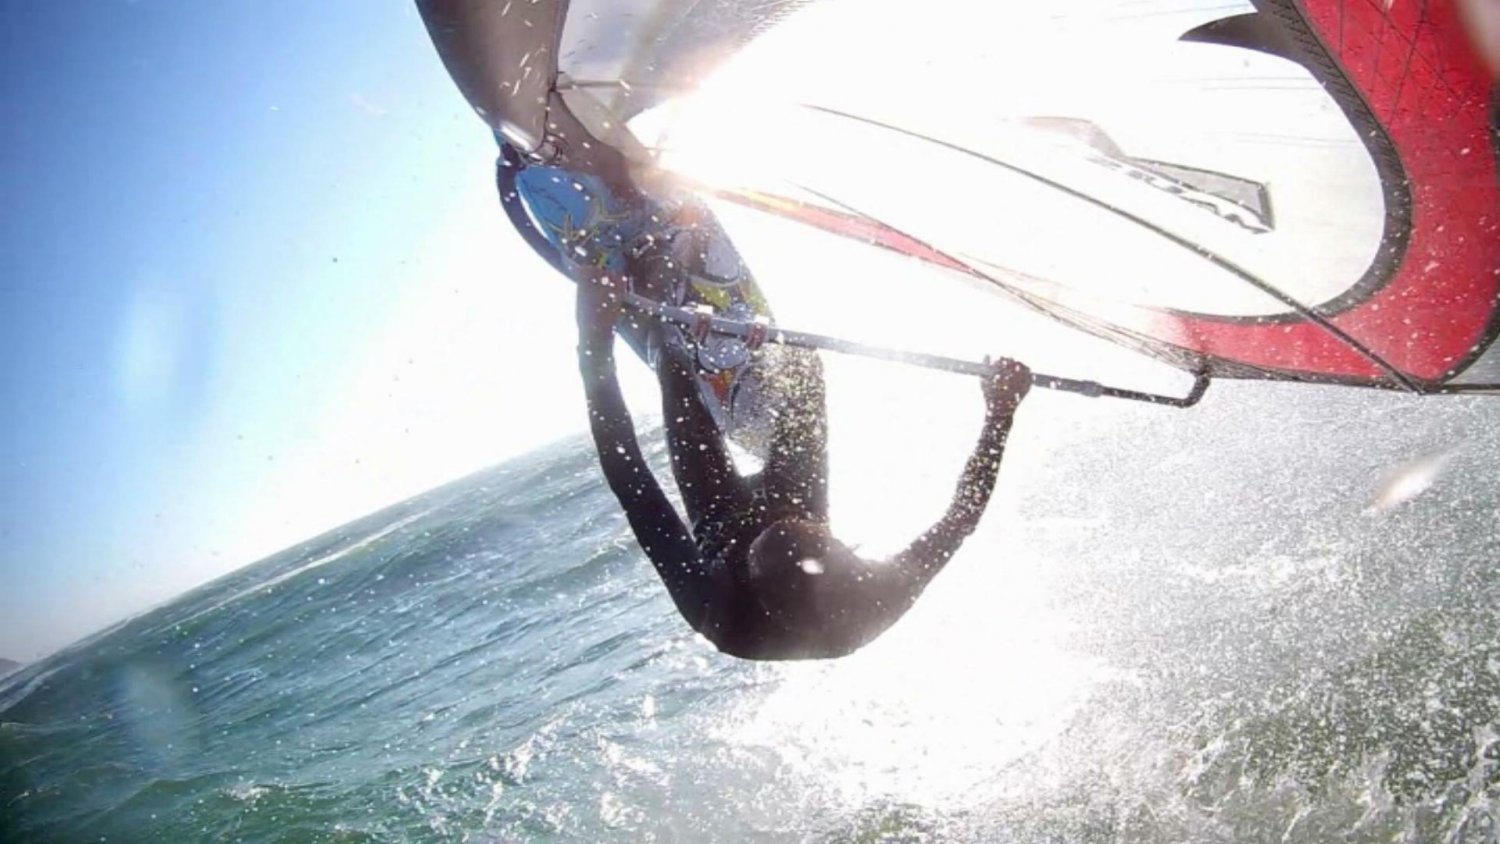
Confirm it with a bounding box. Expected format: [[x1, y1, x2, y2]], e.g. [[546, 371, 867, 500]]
[[2, 383, 1497, 843]]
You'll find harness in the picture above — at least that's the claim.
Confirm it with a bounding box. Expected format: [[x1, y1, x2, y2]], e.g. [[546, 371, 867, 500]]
[[495, 142, 568, 277]]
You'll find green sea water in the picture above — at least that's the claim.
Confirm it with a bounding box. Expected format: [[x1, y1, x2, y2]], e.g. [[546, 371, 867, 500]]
[[2, 384, 1496, 842]]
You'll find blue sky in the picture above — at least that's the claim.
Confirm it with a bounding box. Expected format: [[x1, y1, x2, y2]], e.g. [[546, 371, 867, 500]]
[[0, 1, 621, 659]]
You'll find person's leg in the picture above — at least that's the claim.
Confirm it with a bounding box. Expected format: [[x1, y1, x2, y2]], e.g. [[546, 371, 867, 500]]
[[760, 347, 830, 521], [657, 340, 744, 527]]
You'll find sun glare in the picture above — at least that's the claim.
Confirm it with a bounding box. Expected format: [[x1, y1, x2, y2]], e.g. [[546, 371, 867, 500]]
[[619, 0, 1228, 552], [718, 530, 1113, 809]]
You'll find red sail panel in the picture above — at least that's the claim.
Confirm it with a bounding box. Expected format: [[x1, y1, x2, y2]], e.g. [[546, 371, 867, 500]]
[[705, 0, 1499, 390], [1162, 0, 1500, 385]]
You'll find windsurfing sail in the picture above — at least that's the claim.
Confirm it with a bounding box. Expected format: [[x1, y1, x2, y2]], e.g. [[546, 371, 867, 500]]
[[531, 0, 1500, 395]]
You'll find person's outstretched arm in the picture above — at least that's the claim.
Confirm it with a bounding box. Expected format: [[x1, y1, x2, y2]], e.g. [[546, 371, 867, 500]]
[[889, 359, 1030, 592], [576, 274, 714, 630]]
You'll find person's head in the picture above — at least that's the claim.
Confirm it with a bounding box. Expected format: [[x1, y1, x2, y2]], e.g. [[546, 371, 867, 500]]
[[745, 519, 862, 618]]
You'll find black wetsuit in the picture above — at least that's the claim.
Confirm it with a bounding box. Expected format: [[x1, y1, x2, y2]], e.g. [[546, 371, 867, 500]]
[[578, 310, 1019, 660]]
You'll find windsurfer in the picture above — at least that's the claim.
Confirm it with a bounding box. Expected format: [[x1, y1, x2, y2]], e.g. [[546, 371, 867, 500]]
[[576, 274, 1030, 660], [416, 0, 1045, 658]]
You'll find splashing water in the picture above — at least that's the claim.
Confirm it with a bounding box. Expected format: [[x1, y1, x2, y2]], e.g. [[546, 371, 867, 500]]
[[1, 382, 1496, 842]]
